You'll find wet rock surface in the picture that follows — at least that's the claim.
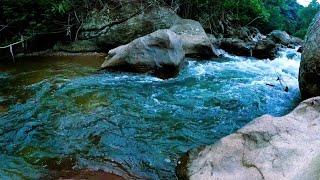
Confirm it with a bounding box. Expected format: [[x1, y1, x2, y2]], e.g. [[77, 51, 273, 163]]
[[177, 97, 320, 180]]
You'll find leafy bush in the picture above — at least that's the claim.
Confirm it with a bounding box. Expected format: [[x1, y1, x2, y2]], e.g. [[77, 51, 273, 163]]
[[0, 0, 319, 48]]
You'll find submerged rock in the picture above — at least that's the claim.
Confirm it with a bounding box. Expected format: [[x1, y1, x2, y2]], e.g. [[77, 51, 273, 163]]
[[101, 29, 184, 79], [53, 170, 124, 180], [299, 12, 320, 99], [177, 97, 320, 180]]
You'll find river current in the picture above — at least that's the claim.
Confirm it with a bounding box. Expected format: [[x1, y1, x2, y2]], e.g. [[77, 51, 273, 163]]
[[0, 48, 301, 179]]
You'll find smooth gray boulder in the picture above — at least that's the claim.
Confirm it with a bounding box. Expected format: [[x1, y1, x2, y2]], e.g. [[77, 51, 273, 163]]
[[101, 29, 185, 79], [177, 97, 320, 180], [299, 12, 320, 99], [58, 4, 218, 59], [268, 30, 292, 46], [170, 19, 219, 59], [268, 30, 303, 47]]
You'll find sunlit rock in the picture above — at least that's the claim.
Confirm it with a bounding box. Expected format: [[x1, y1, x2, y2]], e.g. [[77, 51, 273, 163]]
[[268, 30, 303, 47], [170, 19, 219, 59], [101, 29, 185, 79], [177, 97, 320, 180]]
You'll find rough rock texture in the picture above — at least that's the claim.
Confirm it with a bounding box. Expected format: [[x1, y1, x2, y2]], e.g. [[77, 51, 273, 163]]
[[177, 97, 320, 180], [101, 29, 184, 79], [218, 28, 286, 60], [82, 6, 182, 48], [252, 38, 277, 60], [170, 19, 218, 58], [299, 12, 320, 99], [220, 38, 253, 57], [55, 5, 180, 53], [268, 30, 303, 47], [217, 27, 279, 59], [268, 30, 292, 46], [59, 5, 218, 59]]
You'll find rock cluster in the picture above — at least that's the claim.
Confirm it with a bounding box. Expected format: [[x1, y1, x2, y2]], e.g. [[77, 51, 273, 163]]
[[216, 27, 302, 60], [55, 3, 302, 79], [97, 7, 218, 78]]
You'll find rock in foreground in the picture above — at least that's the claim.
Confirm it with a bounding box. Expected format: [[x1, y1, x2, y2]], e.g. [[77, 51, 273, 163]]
[[299, 12, 320, 99], [177, 97, 320, 180], [101, 29, 184, 79]]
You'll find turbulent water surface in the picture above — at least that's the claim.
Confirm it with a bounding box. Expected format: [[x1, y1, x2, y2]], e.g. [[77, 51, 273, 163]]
[[0, 49, 301, 179]]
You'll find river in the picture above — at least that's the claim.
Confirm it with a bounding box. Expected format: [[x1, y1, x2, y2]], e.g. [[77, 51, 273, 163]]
[[0, 48, 301, 179]]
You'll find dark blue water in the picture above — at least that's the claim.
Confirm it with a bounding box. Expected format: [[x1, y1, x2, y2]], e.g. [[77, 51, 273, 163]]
[[0, 49, 301, 179]]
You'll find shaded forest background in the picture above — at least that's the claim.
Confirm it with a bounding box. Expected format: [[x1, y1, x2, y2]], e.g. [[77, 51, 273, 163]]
[[0, 0, 319, 48]]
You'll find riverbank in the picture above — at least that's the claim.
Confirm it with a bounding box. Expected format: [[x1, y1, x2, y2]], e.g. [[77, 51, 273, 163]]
[[177, 96, 320, 180]]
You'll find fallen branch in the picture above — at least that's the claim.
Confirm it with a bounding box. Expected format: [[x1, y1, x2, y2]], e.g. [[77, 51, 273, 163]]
[[0, 36, 30, 62], [0, 39, 25, 49], [245, 16, 263, 27], [0, 25, 8, 32]]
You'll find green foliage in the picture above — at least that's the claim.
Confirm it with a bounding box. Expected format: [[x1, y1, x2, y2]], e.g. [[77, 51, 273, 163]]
[[0, 0, 319, 47], [176, 0, 270, 29], [223, 0, 270, 23], [174, 0, 318, 38], [0, 0, 105, 45], [294, 0, 320, 38], [51, 0, 72, 15]]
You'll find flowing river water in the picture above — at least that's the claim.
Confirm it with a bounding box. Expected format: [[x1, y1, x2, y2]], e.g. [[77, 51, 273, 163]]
[[0, 48, 301, 179]]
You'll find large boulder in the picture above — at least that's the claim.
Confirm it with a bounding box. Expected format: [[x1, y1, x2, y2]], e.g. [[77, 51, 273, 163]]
[[268, 30, 303, 47], [170, 19, 219, 59], [55, 5, 181, 52], [218, 27, 278, 59], [82, 6, 182, 48], [299, 12, 320, 99], [177, 97, 320, 180], [58, 4, 218, 59], [219, 38, 253, 57], [252, 38, 277, 60], [268, 30, 292, 46], [101, 29, 185, 79]]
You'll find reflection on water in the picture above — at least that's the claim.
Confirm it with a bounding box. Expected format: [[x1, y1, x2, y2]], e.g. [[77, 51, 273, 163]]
[[0, 49, 301, 179]]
